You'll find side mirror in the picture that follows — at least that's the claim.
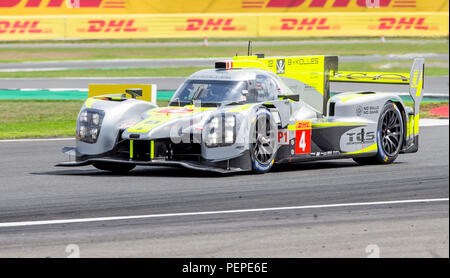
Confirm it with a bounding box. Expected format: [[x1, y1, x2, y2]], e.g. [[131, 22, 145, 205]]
[[125, 88, 143, 99]]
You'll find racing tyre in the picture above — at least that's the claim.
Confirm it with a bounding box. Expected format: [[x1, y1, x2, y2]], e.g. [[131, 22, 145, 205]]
[[353, 102, 404, 165], [93, 162, 136, 174], [250, 108, 278, 173]]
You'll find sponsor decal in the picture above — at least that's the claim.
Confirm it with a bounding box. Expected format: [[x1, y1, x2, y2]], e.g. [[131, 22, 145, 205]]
[[287, 57, 319, 65], [310, 151, 340, 156], [277, 129, 289, 145], [76, 19, 144, 33], [276, 59, 285, 74], [356, 105, 363, 116], [356, 105, 379, 116], [294, 121, 311, 154], [346, 128, 375, 145], [0, 0, 123, 9], [0, 20, 47, 34], [371, 17, 433, 30], [242, 0, 418, 9], [277, 18, 335, 31], [177, 18, 243, 31]]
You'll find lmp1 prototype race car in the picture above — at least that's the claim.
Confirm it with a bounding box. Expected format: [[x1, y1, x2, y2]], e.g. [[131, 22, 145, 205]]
[[57, 54, 424, 174]]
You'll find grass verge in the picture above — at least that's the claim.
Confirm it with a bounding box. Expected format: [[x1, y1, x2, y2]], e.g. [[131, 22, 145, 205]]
[[0, 100, 447, 139], [0, 42, 448, 62], [1, 37, 447, 45]]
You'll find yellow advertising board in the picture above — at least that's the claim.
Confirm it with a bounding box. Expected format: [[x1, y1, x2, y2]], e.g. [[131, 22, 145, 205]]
[[0, 0, 448, 15], [0, 12, 448, 40], [88, 84, 156, 104]]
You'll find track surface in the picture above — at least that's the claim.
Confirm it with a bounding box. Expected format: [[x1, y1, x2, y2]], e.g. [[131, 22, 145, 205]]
[[0, 126, 448, 257]]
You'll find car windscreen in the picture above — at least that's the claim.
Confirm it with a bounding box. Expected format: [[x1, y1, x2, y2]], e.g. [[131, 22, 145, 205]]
[[169, 80, 247, 106]]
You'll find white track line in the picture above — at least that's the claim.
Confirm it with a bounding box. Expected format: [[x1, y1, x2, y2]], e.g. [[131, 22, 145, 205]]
[[0, 138, 73, 143], [420, 119, 449, 127], [0, 198, 447, 228]]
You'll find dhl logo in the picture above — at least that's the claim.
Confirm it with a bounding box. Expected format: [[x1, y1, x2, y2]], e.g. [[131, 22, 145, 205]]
[[0, 20, 48, 34], [242, 0, 416, 8], [376, 17, 433, 30], [0, 0, 125, 8], [272, 18, 338, 31], [77, 20, 146, 33], [177, 18, 245, 31], [295, 121, 312, 130]]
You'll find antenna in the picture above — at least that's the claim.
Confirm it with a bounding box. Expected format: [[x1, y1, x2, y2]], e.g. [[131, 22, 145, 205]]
[[247, 40, 252, 56]]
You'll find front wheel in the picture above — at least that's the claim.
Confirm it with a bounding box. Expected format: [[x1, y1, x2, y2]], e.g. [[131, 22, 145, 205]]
[[93, 162, 136, 174], [250, 108, 278, 173], [353, 102, 404, 165]]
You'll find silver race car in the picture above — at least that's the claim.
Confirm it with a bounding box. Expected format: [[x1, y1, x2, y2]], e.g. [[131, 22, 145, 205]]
[[57, 54, 424, 174]]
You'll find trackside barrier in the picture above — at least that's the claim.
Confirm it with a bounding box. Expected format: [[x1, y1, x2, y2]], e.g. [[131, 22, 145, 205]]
[[0, 0, 448, 15], [0, 13, 448, 41]]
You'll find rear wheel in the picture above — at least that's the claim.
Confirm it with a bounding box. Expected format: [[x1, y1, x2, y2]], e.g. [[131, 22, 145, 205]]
[[353, 102, 404, 165], [250, 108, 278, 173], [93, 162, 135, 174]]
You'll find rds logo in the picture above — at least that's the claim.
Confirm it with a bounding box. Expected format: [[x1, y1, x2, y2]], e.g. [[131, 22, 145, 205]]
[[346, 128, 375, 145]]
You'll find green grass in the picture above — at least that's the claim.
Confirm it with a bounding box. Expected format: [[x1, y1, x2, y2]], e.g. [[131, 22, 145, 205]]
[[0, 42, 448, 62], [0, 100, 83, 139], [1, 36, 447, 45], [0, 60, 447, 78], [403, 101, 449, 119], [0, 99, 446, 139], [0, 99, 169, 139]]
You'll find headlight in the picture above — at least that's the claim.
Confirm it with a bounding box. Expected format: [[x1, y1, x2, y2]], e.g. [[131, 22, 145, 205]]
[[76, 109, 105, 144], [205, 114, 236, 147]]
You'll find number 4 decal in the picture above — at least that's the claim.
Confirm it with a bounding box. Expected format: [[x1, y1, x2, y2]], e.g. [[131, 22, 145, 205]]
[[295, 121, 311, 154]]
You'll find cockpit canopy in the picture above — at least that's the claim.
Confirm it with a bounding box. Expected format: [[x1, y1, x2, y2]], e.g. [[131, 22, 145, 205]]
[[169, 69, 291, 106]]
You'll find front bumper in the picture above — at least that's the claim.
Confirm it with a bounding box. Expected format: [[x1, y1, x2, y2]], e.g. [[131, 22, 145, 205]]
[[56, 146, 252, 173]]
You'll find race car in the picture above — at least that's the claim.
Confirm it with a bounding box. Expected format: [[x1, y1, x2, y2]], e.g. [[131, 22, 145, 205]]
[[57, 54, 424, 174]]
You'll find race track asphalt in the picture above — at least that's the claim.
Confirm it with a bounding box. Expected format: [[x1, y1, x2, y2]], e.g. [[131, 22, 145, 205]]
[[0, 125, 448, 257]]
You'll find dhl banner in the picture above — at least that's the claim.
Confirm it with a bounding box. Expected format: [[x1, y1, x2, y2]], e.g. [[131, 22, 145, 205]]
[[259, 12, 449, 37], [65, 15, 258, 39], [0, 13, 448, 40], [0, 0, 448, 15]]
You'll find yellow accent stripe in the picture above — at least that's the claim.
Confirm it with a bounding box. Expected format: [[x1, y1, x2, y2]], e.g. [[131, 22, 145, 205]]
[[311, 122, 368, 128], [344, 143, 378, 155], [407, 114, 414, 137], [150, 140, 155, 160], [414, 113, 420, 135], [331, 71, 410, 84], [85, 98, 96, 108], [228, 104, 253, 112], [129, 140, 134, 159], [336, 94, 367, 103]]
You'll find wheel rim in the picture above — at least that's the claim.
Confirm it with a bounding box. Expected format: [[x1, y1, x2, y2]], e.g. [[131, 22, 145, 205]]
[[381, 109, 402, 156], [252, 114, 276, 165]]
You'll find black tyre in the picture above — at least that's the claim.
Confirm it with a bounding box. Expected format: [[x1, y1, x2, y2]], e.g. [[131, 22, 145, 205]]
[[93, 162, 136, 174], [250, 108, 278, 173], [353, 102, 404, 165]]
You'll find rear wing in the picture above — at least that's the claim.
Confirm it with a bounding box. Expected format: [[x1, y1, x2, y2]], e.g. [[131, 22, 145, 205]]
[[331, 58, 425, 140]]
